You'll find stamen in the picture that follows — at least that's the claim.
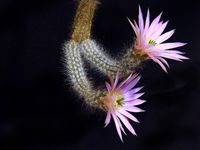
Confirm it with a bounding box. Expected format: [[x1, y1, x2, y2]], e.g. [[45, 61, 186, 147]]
[[148, 40, 157, 46], [114, 93, 124, 108]]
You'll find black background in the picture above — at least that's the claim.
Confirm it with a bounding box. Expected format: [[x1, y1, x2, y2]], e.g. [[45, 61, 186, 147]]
[[0, 0, 200, 149]]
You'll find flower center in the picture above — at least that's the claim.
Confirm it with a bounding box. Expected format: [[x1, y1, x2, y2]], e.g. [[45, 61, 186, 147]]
[[146, 36, 157, 46], [113, 93, 124, 108], [100, 92, 124, 111], [148, 39, 157, 46]]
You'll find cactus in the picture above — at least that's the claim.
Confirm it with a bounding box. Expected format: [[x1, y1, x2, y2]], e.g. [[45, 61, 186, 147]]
[[80, 39, 144, 78], [63, 0, 187, 110], [64, 40, 105, 109], [62, 0, 188, 141]]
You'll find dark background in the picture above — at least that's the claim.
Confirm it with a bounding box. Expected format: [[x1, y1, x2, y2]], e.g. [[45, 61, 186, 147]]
[[0, 0, 200, 149]]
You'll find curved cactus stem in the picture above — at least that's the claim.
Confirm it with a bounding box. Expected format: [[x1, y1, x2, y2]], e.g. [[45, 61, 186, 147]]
[[64, 40, 104, 109], [80, 39, 143, 78]]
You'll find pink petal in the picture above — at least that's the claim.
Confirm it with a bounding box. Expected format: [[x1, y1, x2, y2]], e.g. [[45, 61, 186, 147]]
[[105, 82, 111, 92], [144, 9, 150, 34], [165, 50, 185, 54], [124, 93, 144, 101], [127, 87, 144, 95], [116, 114, 127, 135], [116, 112, 137, 135], [122, 76, 141, 93], [156, 29, 175, 44], [158, 57, 170, 68], [138, 6, 144, 32], [147, 12, 162, 36], [124, 99, 146, 106], [124, 106, 145, 113], [148, 54, 159, 62], [154, 58, 168, 73], [112, 113, 123, 142], [161, 53, 189, 60], [104, 112, 111, 127], [127, 18, 138, 36], [159, 55, 182, 61], [148, 48, 165, 54], [151, 21, 168, 39], [122, 87, 144, 98], [156, 42, 186, 50], [134, 20, 140, 33], [124, 73, 138, 85], [109, 77, 114, 88], [112, 72, 119, 90], [119, 109, 140, 123], [119, 74, 138, 90]]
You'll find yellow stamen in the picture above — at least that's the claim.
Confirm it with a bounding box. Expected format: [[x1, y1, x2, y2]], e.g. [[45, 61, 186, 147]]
[[146, 36, 157, 46], [99, 92, 124, 111]]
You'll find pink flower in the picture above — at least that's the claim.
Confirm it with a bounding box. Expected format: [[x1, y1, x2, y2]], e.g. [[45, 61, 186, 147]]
[[128, 6, 189, 72], [100, 73, 145, 141]]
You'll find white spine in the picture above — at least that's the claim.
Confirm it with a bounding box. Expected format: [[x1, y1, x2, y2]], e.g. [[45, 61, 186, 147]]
[[80, 39, 123, 77], [64, 40, 102, 109], [80, 39, 141, 78]]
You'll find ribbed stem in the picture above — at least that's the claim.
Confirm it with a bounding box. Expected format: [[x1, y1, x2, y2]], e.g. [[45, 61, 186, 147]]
[[64, 40, 103, 109], [80, 39, 122, 77], [65, 0, 145, 110], [121, 48, 144, 73], [80, 39, 143, 78], [70, 0, 143, 79], [71, 0, 99, 42]]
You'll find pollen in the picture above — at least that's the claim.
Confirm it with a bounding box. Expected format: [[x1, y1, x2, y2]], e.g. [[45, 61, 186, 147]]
[[148, 40, 157, 46], [146, 36, 157, 46], [113, 93, 124, 108]]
